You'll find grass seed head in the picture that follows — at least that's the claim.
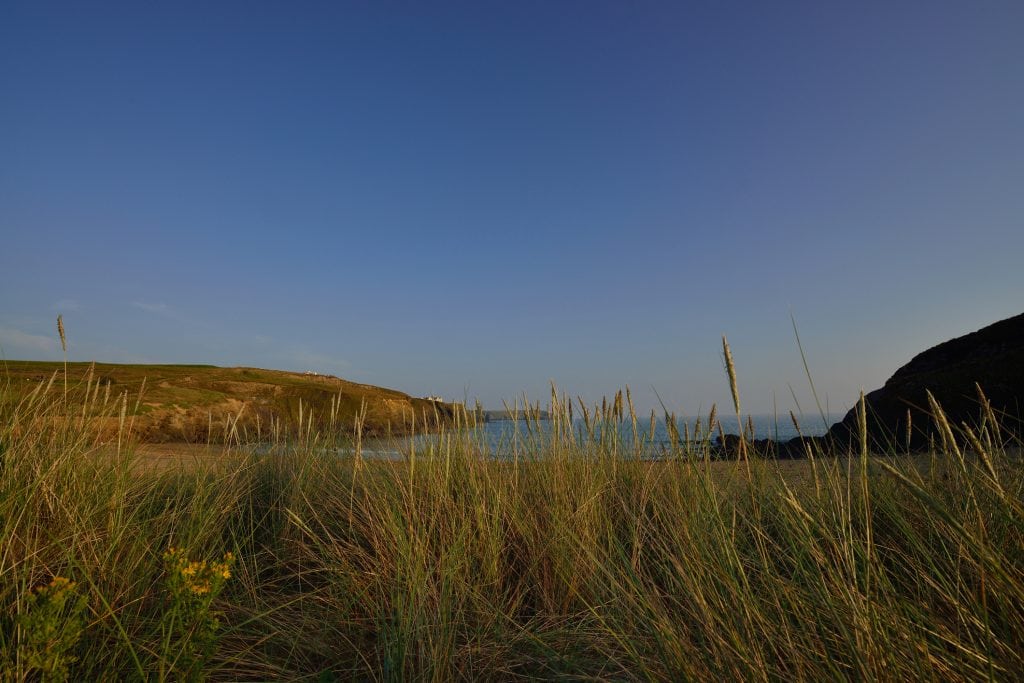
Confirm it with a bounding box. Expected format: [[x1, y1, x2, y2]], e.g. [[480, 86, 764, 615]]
[[57, 315, 66, 353], [722, 335, 740, 416]]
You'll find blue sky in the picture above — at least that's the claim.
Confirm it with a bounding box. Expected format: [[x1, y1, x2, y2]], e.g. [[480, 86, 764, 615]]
[[2, 1, 1022, 416]]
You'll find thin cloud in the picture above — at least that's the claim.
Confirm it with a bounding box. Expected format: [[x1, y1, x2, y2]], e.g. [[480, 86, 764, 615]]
[[0, 325, 58, 353], [131, 301, 170, 315], [53, 299, 81, 312]]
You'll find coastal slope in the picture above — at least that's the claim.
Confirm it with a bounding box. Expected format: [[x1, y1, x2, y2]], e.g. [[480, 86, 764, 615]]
[[1, 361, 455, 442]]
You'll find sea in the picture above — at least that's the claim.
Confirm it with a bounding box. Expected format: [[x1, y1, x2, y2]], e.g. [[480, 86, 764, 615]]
[[357, 412, 846, 460]]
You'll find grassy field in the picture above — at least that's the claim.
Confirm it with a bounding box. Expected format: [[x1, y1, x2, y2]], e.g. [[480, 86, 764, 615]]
[[2, 367, 1022, 681], [0, 360, 454, 443]]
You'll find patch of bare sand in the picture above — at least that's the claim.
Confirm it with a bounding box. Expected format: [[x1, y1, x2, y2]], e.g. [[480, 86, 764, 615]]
[[92, 442, 250, 473]]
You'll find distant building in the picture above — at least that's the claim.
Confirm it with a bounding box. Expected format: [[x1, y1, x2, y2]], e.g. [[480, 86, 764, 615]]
[[424, 395, 445, 402]]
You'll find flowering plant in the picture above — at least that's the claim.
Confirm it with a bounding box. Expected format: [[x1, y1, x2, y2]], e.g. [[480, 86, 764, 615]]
[[16, 576, 88, 682], [160, 547, 235, 681]]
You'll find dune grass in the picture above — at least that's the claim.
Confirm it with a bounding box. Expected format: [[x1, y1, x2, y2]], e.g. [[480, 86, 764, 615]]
[[1, 366, 1022, 681]]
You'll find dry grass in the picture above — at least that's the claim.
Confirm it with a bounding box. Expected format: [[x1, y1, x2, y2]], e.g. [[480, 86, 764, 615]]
[[1, 360, 1022, 681]]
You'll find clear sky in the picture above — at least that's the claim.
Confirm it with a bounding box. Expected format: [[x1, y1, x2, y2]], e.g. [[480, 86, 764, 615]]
[[2, 1, 1022, 417]]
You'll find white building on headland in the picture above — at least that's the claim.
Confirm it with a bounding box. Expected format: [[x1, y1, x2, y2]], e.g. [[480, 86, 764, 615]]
[[424, 395, 445, 402]]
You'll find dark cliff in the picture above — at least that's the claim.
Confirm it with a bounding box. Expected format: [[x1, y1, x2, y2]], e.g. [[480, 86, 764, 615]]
[[827, 312, 1024, 452]]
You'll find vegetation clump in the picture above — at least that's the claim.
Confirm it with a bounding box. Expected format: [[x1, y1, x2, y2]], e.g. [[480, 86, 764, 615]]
[[1, 339, 1022, 680], [10, 577, 88, 682]]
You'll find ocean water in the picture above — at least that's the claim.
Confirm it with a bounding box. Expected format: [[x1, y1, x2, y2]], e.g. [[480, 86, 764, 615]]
[[474, 412, 842, 447], [359, 413, 845, 460]]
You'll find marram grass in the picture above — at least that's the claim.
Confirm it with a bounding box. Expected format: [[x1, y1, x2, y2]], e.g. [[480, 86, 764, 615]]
[[1, 369, 1022, 681]]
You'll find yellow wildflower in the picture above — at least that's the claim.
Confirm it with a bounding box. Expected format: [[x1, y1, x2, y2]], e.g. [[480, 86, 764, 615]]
[[44, 576, 75, 592]]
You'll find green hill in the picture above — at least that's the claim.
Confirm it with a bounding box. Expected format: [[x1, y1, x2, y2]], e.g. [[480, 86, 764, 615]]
[[1, 361, 455, 442]]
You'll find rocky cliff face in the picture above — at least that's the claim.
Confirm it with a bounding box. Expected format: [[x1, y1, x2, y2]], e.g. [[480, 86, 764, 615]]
[[827, 312, 1024, 452]]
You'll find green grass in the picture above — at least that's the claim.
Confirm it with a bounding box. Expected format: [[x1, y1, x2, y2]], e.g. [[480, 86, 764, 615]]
[[1, 369, 1022, 681], [0, 360, 453, 443]]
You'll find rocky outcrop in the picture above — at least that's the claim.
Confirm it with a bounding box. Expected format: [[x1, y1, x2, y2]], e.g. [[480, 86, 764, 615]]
[[827, 312, 1024, 452]]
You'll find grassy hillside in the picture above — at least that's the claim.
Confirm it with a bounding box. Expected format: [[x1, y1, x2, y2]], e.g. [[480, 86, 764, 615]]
[[0, 361, 455, 442]]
